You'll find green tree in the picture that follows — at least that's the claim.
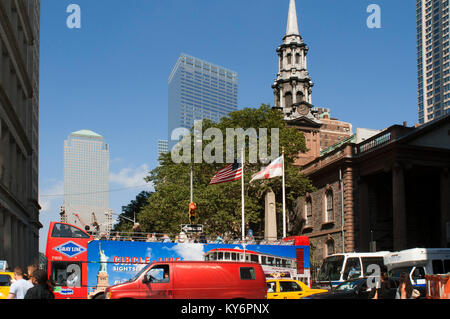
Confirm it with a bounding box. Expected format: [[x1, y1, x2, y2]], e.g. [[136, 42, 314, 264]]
[[139, 104, 315, 238], [113, 190, 152, 232]]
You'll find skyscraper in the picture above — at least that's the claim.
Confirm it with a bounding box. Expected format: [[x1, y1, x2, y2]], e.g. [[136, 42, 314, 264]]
[[168, 53, 238, 148], [63, 130, 112, 234], [157, 139, 168, 163], [0, 0, 41, 268], [417, 0, 450, 124]]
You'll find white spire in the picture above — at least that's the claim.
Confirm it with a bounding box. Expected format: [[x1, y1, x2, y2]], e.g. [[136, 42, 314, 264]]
[[286, 0, 300, 36]]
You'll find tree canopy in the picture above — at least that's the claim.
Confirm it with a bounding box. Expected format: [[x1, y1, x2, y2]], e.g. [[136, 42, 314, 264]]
[[138, 104, 315, 238]]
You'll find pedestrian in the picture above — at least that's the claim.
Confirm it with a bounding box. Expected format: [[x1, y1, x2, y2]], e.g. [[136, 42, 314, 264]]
[[27, 264, 38, 284], [371, 272, 391, 299], [24, 269, 55, 299], [395, 272, 420, 299], [162, 234, 172, 243], [7, 266, 34, 299], [132, 223, 142, 241]]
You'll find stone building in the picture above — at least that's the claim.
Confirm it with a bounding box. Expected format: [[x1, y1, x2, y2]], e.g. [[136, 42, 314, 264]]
[[0, 0, 41, 268], [296, 115, 450, 263]]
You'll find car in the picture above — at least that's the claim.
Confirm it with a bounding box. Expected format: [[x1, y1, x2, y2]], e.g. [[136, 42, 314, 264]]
[[266, 279, 328, 299], [304, 277, 400, 299], [0, 272, 15, 299]]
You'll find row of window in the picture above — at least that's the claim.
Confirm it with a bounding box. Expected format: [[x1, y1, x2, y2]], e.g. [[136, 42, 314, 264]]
[[303, 189, 335, 228]]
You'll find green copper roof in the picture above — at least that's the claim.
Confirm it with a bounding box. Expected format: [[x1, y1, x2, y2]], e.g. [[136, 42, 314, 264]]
[[71, 129, 103, 138]]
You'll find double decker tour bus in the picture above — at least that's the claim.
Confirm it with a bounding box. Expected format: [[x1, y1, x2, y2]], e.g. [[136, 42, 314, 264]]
[[45, 221, 311, 299]]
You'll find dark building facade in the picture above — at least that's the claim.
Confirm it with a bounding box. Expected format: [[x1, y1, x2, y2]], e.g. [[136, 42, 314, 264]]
[[296, 115, 450, 264], [0, 0, 41, 268]]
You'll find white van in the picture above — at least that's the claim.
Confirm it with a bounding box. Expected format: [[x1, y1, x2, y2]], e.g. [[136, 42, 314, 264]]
[[384, 248, 450, 287], [315, 252, 390, 289]]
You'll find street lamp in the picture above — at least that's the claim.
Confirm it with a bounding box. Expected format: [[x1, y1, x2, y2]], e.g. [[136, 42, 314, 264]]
[[105, 211, 135, 224]]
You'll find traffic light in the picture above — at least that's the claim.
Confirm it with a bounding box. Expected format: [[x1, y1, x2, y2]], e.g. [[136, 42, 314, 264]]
[[188, 202, 197, 224]]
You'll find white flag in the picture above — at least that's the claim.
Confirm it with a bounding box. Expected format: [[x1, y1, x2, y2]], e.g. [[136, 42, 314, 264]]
[[250, 156, 283, 183]]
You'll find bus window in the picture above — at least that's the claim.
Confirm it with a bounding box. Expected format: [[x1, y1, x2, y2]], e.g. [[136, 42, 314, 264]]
[[275, 258, 281, 267], [51, 261, 82, 287], [317, 255, 344, 282], [231, 253, 237, 261], [267, 257, 274, 266], [412, 267, 425, 280], [281, 259, 287, 268], [432, 260, 444, 274], [250, 255, 258, 263], [343, 258, 361, 280], [361, 257, 384, 276], [444, 260, 450, 273], [225, 252, 230, 260], [218, 252, 223, 260], [51, 223, 89, 239]]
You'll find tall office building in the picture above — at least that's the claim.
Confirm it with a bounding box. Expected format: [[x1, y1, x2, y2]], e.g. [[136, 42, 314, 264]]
[[157, 139, 168, 163], [168, 53, 238, 148], [0, 0, 41, 267], [63, 130, 112, 234], [417, 0, 450, 124]]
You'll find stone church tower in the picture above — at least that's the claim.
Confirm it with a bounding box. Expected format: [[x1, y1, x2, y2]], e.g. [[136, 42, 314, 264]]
[[273, 0, 323, 165]]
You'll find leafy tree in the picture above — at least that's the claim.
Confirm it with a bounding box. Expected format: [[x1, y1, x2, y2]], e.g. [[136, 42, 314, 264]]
[[139, 104, 315, 238], [113, 190, 152, 232]]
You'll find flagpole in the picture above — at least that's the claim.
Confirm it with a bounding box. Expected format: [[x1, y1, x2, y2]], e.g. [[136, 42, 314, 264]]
[[241, 147, 245, 241], [282, 147, 286, 238]]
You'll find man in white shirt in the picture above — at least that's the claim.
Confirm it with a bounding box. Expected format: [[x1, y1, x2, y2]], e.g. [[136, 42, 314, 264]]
[[7, 266, 34, 299]]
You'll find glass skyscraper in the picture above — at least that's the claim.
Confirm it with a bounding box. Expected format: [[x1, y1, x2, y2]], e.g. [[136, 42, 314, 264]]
[[63, 130, 112, 233], [417, 0, 450, 124], [168, 53, 238, 148]]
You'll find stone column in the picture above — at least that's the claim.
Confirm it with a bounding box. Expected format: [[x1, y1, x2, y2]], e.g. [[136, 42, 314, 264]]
[[292, 82, 297, 104], [265, 190, 277, 241], [441, 168, 450, 247], [358, 178, 370, 252], [392, 164, 407, 251], [279, 87, 284, 109], [343, 168, 355, 252]]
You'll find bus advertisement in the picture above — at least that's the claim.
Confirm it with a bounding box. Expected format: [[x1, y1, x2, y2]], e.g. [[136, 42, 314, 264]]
[[46, 222, 310, 299]]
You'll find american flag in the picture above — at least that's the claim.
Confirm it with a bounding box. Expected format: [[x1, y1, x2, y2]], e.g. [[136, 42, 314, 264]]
[[209, 161, 243, 185]]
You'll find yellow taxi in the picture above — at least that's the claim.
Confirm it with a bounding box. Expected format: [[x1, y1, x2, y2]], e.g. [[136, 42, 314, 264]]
[[0, 272, 15, 299], [266, 279, 328, 299]]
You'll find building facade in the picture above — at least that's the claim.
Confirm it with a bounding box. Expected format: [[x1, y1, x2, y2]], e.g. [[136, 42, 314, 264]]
[[296, 115, 450, 265], [63, 130, 112, 234], [157, 139, 168, 164], [168, 53, 238, 149], [417, 0, 450, 124], [0, 0, 41, 268]]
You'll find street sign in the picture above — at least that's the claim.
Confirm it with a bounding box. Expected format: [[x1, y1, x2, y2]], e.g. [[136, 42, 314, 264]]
[[180, 224, 203, 234]]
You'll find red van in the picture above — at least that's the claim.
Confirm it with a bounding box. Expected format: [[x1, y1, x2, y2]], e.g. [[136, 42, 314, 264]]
[[105, 261, 267, 299]]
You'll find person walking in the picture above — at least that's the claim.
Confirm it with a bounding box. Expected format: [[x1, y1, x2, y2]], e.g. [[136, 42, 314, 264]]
[[372, 272, 392, 299], [24, 269, 55, 299], [395, 272, 420, 299], [7, 266, 33, 299]]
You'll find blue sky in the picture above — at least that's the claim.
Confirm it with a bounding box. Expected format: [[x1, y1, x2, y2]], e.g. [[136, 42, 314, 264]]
[[38, 0, 417, 251]]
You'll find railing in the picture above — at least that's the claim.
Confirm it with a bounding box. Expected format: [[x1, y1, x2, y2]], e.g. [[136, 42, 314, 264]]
[[90, 230, 296, 246], [357, 131, 392, 154]]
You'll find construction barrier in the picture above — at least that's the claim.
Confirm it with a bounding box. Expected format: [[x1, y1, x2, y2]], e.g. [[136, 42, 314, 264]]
[[425, 275, 450, 299]]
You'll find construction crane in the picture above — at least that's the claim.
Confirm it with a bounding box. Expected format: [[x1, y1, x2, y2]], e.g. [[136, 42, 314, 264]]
[[74, 213, 91, 233]]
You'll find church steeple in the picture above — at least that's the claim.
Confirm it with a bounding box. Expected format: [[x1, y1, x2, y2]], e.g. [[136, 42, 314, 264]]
[[286, 0, 300, 36], [272, 0, 317, 122]]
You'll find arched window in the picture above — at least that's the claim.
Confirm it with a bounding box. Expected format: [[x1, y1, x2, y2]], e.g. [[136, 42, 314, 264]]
[[324, 189, 334, 223], [295, 53, 301, 64], [285, 92, 293, 109], [287, 53, 292, 65], [296, 91, 303, 103], [304, 197, 312, 227]]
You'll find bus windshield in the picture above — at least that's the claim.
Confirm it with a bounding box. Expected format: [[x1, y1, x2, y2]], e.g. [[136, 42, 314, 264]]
[[317, 255, 345, 282]]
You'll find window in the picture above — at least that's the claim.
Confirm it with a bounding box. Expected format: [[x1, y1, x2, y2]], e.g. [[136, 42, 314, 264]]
[[361, 257, 384, 276], [412, 267, 426, 280], [444, 260, 450, 273], [51, 261, 82, 287], [325, 239, 335, 257], [343, 258, 362, 280], [240, 267, 256, 280], [305, 197, 312, 227], [51, 223, 90, 239], [146, 265, 170, 283], [324, 190, 334, 222], [432, 259, 444, 274], [0, 274, 11, 287], [279, 281, 302, 292]]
